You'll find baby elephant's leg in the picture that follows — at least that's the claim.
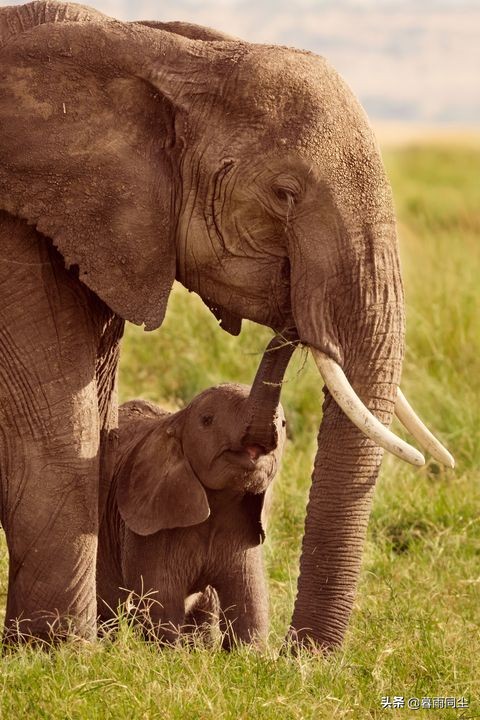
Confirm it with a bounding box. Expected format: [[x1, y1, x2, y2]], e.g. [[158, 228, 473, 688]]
[[122, 532, 186, 644], [183, 586, 220, 644], [214, 546, 269, 650]]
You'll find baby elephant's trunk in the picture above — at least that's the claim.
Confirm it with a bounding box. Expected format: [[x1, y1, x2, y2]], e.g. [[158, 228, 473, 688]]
[[242, 334, 298, 454]]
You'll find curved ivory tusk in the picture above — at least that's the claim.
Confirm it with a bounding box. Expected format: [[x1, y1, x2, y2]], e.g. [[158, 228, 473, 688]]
[[395, 389, 455, 468], [311, 349, 425, 467]]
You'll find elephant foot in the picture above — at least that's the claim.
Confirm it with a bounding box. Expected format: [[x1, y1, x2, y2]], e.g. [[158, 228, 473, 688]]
[[3, 548, 98, 648], [283, 626, 331, 656], [2, 613, 96, 650], [183, 586, 220, 645]]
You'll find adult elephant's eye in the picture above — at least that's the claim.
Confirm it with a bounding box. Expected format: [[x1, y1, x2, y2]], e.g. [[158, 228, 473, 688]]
[[273, 186, 296, 204], [272, 176, 302, 208], [201, 414, 214, 427]]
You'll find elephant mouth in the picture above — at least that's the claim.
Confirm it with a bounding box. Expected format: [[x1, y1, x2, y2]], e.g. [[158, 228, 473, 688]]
[[243, 443, 267, 461], [222, 445, 270, 470]]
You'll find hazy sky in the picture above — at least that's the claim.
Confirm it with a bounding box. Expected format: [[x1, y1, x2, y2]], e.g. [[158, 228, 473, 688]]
[[8, 0, 480, 123]]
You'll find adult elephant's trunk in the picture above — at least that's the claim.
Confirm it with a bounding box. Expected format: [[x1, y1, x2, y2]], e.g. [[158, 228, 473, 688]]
[[288, 208, 453, 647], [288, 227, 407, 648], [290, 361, 400, 647], [242, 334, 298, 453]]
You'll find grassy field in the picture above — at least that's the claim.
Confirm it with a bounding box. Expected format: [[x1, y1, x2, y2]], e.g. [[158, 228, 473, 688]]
[[1, 143, 479, 718]]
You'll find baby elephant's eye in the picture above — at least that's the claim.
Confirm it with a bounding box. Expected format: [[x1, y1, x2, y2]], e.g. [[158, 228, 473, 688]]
[[201, 414, 214, 427]]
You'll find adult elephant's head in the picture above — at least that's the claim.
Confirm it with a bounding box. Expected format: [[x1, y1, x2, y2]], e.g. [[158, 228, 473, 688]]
[[0, 5, 453, 648]]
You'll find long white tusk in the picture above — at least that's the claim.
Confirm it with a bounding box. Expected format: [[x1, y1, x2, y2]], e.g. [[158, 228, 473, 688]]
[[311, 349, 425, 467], [395, 389, 455, 468]]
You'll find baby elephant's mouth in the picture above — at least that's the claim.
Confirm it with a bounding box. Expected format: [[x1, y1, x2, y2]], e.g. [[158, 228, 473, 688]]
[[217, 444, 276, 494], [243, 444, 267, 461], [222, 444, 269, 470]]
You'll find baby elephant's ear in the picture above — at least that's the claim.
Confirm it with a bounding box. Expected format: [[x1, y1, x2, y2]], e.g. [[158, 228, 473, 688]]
[[116, 422, 210, 536]]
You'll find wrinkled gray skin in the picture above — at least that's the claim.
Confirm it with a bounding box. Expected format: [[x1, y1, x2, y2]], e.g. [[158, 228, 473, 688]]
[[0, 1, 404, 648], [97, 386, 286, 649]]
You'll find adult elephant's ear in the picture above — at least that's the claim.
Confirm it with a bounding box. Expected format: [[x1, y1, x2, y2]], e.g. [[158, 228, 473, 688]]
[[0, 19, 201, 329], [116, 414, 210, 536], [144, 27, 244, 117], [135, 19, 239, 43]]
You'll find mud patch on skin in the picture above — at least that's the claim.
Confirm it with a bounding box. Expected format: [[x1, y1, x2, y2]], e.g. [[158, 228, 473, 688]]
[[7, 69, 54, 120], [71, 378, 100, 460]]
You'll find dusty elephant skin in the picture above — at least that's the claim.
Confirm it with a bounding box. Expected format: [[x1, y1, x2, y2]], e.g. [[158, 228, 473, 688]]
[[0, 2, 451, 648], [0, 211, 124, 643], [97, 380, 286, 649]]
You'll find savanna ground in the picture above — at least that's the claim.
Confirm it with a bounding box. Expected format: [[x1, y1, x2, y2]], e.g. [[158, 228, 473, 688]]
[[1, 141, 479, 719]]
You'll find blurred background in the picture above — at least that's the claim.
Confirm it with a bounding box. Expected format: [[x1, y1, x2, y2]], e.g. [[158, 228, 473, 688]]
[[9, 0, 479, 127]]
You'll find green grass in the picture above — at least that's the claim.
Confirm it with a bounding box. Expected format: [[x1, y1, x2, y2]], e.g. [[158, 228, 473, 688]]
[[1, 144, 479, 718]]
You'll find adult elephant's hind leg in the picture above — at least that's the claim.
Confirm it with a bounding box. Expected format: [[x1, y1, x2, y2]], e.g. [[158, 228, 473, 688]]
[[0, 213, 104, 643]]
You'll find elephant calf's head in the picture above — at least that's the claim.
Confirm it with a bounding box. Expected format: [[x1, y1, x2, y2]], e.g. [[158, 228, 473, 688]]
[[116, 336, 295, 537], [173, 382, 286, 495]]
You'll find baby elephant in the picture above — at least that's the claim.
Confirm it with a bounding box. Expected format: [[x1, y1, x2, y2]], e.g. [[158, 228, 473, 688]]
[[97, 336, 295, 648]]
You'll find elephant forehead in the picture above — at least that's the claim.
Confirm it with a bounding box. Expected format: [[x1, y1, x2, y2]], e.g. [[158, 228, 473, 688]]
[[231, 48, 368, 142], [223, 47, 390, 207], [191, 383, 251, 411]]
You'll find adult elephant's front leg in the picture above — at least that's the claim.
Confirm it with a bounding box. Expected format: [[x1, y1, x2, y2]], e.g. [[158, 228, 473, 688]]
[[0, 213, 115, 642]]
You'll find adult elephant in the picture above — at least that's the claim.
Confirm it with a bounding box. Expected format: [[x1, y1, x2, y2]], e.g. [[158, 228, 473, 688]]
[[0, 1, 453, 648]]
